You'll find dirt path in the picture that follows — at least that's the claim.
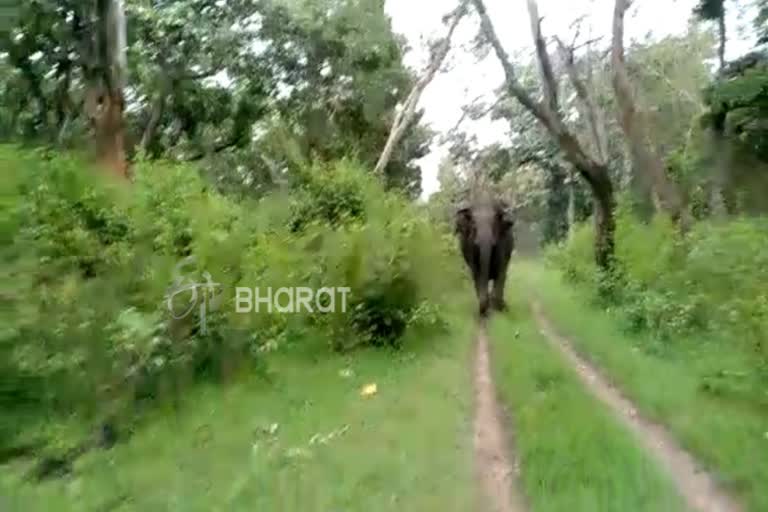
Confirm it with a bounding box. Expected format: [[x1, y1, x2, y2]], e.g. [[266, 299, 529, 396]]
[[473, 324, 527, 512], [531, 302, 743, 512]]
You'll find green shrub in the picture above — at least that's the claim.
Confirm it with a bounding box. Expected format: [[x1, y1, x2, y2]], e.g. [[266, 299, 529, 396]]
[[545, 221, 598, 286], [1, 146, 465, 446], [548, 199, 768, 396], [288, 159, 367, 232]]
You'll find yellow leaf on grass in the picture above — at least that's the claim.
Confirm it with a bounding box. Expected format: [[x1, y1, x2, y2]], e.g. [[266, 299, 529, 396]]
[[360, 383, 378, 397]]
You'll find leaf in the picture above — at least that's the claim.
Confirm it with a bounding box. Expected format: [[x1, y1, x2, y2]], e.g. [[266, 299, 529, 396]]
[[360, 383, 378, 397]]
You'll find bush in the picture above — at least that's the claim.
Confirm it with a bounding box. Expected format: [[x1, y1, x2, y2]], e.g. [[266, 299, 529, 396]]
[[1, 146, 464, 446], [288, 160, 367, 232], [547, 200, 768, 392]]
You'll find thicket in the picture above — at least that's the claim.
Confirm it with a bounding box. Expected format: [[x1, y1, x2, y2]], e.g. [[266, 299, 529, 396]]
[[548, 201, 768, 404], [0, 145, 465, 458]]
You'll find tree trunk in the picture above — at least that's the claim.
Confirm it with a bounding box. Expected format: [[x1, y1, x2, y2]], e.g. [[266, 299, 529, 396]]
[[471, 0, 617, 271], [94, 91, 128, 178], [717, 13, 726, 72], [584, 165, 616, 271], [612, 0, 689, 228], [91, 0, 128, 178], [140, 92, 166, 156]]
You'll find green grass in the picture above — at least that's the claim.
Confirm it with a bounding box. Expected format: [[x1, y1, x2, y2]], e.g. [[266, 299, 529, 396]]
[[0, 312, 475, 511], [487, 295, 685, 512], [516, 260, 768, 511]]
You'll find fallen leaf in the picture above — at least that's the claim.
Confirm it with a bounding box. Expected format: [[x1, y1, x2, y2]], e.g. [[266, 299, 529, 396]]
[[360, 383, 378, 397]]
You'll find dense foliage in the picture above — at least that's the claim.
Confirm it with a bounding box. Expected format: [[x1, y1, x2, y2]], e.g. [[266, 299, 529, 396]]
[[548, 205, 768, 404], [1, 145, 464, 455], [0, 0, 432, 197]]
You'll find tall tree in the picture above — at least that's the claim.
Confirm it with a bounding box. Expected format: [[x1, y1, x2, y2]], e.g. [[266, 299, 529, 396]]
[[375, 0, 468, 176], [694, 0, 726, 71], [91, 0, 128, 177], [471, 0, 617, 271], [612, 0, 689, 226], [757, 0, 768, 44], [0, 0, 432, 197]]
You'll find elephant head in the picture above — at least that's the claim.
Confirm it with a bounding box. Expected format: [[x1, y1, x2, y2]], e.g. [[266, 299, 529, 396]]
[[455, 198, 515, 316]]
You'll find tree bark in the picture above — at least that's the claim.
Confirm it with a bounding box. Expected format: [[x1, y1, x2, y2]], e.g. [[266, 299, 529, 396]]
[[611, 0, 688, 227], [92, 0, 128, 178], [472, 0, 617, 271], [717, 12, 726, 72], [93, 92, 127, 177], [374, 0, 468, 176], [586, 166, 616, 271], [140, 92, 167, 155]]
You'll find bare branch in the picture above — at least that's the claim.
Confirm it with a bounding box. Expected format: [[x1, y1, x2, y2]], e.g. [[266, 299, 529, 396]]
[[470, 0, 549, 127], [441, 93, 506, 143], [374, 0, 469, 176], [573, 36, 604, 52], [555, 36, 608, 163], [569, 15, 586, 50], [526, 0, 559, 116], [180, 68, 222, 80]]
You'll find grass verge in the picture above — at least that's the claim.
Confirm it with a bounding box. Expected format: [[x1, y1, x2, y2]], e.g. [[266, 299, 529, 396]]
[[487, 294, 684, 511], [0, 309, 475, 512], [516, 260, 768, 511]]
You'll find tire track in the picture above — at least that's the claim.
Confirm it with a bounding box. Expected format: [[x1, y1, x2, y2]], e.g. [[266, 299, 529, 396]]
[[531, 301, 743, 512], [473, 324, 527, 512]]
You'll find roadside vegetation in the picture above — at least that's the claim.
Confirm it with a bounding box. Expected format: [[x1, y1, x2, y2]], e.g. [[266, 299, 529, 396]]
[[3, 0, 768, 509], [2, 302, 476, 511], [518, 255, 768, 510], [487, 296, 685, 512], [1, 145, 467, 489]]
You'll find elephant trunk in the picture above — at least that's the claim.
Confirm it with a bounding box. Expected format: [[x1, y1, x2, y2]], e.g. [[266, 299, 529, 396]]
[[476, 239, 492, 316]]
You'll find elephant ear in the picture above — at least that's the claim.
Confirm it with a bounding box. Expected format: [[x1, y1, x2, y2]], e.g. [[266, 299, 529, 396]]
[[496, 201, 515, 231], [502, 207, 515, 228], [454, 204, 472, 235]]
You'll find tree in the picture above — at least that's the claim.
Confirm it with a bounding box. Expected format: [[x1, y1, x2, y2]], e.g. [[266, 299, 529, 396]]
[[693, 0, 726, 71], [91, 0, 129, 177], [254, 0, 433, 197], [0, 0, 129, 176], [757, 0, 768, 44], [0, 0, 433, 197], [374, 0, 468, 176], [612, 0, 689, 226], [471, 0, 617, 271]]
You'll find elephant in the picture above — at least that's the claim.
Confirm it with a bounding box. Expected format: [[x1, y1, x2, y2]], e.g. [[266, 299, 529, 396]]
[[454, 196, 514, 317]]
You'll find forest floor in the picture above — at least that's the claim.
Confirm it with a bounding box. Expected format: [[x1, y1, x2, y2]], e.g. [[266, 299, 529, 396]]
[[3, 263, 766, 511], [1, 305, 477, 511], [513, 262, 767, 512]]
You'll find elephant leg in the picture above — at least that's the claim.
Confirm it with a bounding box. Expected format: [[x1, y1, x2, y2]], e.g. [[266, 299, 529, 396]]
[[491, 257, 509, 312]]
